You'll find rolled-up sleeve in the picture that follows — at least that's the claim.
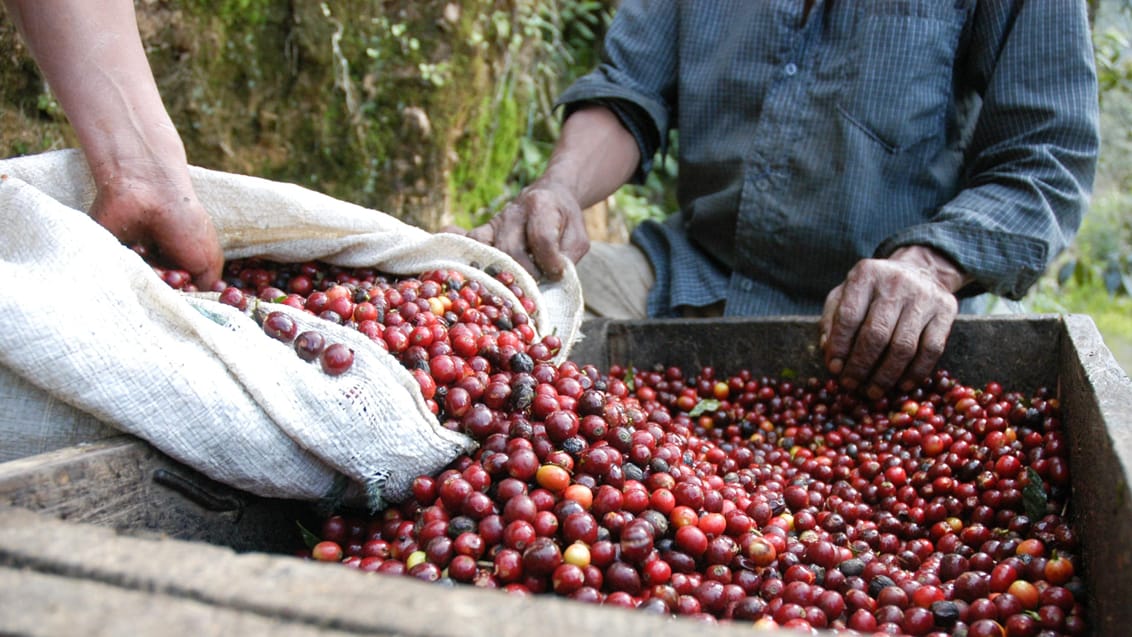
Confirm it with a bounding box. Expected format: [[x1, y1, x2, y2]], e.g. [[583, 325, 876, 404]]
[[556, 0, 679, 181], [876, 0, 1100, 300]]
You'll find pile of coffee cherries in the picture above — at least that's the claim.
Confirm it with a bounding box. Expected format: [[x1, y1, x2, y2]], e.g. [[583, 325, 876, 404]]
[[156, 257, 1086, 637]]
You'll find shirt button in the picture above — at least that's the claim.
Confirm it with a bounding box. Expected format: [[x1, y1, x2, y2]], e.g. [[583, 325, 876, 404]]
[[755, 178, 770, 191], [784, 62, 798, 76]]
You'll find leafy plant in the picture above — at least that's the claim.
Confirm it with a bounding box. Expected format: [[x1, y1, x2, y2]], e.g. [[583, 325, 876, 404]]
[[1052, 193, 1132, 298], [1024, 189, 1132, 371]]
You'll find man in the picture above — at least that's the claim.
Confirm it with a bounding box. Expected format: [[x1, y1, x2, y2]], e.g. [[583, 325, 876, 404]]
[[460, 1, 1099, 399], [5, 0, 223, 289]]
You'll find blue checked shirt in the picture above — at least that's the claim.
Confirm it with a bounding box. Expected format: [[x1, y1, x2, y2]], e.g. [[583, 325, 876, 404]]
[[557, 0, 1100, 317]]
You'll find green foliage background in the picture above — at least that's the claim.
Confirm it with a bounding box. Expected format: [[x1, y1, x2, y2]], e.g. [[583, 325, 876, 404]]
[[1024, 0, 1132, 373]]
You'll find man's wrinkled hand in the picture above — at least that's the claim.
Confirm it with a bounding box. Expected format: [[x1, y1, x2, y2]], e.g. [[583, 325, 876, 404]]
[[820, 246, 971, 400], [452, 182, 590, 281]]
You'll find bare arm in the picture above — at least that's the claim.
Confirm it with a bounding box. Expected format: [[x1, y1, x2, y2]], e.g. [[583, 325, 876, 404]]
[[538, 105, 642, 212], [5, 0, 223, 288]]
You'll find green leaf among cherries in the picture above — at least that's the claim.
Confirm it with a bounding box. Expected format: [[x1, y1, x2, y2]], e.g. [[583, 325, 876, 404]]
[[688, 398, 721, 417], [296, 520, 321, 549], [1023, 467, 1049, 520]]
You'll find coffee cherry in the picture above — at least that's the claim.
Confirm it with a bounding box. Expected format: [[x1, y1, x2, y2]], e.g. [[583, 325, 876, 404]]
[[522, 537, 562, 577], [218, 285, 248, 310], [319, 342, 355, 376], [294, 330, 327, 362], [262, 310, 298, 343], [311, 540, 344, 562]]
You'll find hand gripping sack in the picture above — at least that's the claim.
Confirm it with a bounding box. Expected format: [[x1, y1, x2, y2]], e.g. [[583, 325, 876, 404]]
[[0, 149, 584, 509]]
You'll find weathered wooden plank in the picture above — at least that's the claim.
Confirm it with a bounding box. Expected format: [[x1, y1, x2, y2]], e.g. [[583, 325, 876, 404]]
[[0, 567, 364, 637], [0, 436, 308, 552], [0, 505, 766, 637]]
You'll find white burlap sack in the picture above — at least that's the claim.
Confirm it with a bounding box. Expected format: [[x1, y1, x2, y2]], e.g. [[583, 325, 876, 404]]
[[0, 149, 584, 508]]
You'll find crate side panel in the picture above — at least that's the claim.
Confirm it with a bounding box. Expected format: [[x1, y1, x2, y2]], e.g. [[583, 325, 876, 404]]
[[605, 317, 826, 378], [1060, 315, 1132, 635], [569, 318, 612, 368], [588, 316, 1061, 392], [938, 315, 1062, 392]]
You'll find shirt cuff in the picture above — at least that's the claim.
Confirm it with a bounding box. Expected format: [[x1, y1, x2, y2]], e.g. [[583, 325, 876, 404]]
[[875, 223, 1049, 300]]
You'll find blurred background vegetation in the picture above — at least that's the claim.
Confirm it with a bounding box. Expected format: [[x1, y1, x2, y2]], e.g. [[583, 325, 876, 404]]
[[1030, 0, 1132, 373], [0, 0, 1128, 373]]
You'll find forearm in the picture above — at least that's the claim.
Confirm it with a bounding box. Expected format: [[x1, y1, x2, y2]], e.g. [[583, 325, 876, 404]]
[[535, 105, 641, 210], [5, 0, 188, 185]]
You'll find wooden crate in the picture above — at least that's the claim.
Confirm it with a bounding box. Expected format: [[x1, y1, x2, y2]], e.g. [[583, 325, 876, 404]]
[[1, 315, 1129, 635]]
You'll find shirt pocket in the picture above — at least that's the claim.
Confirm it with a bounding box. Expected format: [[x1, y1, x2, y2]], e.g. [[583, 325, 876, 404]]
[[837, 1, 966, 153]]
